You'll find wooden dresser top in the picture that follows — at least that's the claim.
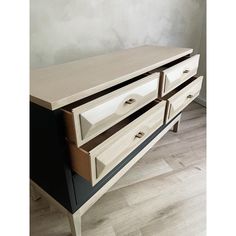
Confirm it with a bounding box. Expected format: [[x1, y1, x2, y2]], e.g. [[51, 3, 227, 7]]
[[30, 45, 193, 110]]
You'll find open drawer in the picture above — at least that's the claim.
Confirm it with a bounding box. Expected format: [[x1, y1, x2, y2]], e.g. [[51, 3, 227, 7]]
[[67, 100, 166, 186], [159, 55, 200, 97], [63, 72, 159, 148], [163, 76, 203, 122]]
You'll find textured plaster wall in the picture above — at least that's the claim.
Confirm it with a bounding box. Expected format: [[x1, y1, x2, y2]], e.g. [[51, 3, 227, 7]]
[[31, 0, 206, 102]]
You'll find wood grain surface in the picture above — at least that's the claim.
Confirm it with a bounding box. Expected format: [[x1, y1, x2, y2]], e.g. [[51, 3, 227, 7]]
[[30, 46, 192, 110]]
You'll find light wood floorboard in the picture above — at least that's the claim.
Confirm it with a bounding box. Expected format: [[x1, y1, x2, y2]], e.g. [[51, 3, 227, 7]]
[[30, 102, 206, 236]]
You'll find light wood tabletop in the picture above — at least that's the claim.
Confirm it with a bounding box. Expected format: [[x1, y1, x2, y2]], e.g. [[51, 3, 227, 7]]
[[30, 46, 193, 110]]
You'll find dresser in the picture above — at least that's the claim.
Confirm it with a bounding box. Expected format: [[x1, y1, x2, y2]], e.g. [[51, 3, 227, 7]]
[[30, 45, 203, 236]]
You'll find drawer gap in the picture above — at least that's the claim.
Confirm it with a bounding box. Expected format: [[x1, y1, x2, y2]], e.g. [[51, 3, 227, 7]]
[[80, 100, 160, 152], [162, 76, 198, 100], [148, 54, 191, 74]]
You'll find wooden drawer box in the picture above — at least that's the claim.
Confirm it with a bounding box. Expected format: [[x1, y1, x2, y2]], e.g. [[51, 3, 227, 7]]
[[159, 55, 200, 97], [63, 73, 159, 147], [68, 100, 166, 186], [164, 76, 203, 122]]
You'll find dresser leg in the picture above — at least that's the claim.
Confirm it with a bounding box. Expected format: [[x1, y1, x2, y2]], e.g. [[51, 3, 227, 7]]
[[67, 213, 82, 236], [172, 120, 180, 133]]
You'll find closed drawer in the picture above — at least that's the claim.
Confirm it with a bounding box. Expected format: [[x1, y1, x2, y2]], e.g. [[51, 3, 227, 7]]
[[63, 73, 159, 147], [160, 55, 200, 96], [68, 100, 166, 186], [164, 76, 203, 122]]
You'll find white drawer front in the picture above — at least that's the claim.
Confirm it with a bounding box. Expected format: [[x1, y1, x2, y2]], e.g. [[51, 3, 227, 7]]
[[92, 101, 166, 181], [167, 76, 203, 121], [162, 55, 200, 95], [72, 73, 159, 147]]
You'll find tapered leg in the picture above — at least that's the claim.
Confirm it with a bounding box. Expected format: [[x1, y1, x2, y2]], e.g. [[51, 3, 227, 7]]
[[67, 213, 82, 236], [172, 120, 180, 133]]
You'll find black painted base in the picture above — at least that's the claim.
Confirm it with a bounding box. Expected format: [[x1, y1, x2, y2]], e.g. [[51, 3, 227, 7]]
[[30, 102, 180, 213]]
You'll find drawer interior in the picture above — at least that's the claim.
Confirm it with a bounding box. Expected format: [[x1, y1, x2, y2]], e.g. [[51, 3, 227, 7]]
[[79, 100, 160, 153]]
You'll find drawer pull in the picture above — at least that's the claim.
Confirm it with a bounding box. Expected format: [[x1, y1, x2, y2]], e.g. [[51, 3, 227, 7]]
[[125, 98, 136, 104], [187, 94, 193, 99], [183, 69, 190, 74], [135, 131, 145, 138]]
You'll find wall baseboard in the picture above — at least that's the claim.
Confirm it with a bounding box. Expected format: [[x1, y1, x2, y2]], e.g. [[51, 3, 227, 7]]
[[195, 97, 206, 107]]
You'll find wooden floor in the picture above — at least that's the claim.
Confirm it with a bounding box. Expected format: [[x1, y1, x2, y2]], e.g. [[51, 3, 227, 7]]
[[30, 102, 206, 236]]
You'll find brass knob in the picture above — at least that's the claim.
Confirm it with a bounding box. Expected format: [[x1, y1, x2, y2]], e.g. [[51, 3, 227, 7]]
[[135, 131, 145, 138], [183, 69, 190, 74], [125, 98, 136, 104], [187, 94, 193, 99]]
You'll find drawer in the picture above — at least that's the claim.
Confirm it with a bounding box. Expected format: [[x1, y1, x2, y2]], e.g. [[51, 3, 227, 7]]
[[164, 76, 203, 122], [63, 73, 159, 147], [159, 55, 200, 96], [68, 100, 166, 186]]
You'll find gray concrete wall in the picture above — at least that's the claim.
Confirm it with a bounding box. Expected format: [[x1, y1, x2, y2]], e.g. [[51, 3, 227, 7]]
[[30, 0, 206, 102]]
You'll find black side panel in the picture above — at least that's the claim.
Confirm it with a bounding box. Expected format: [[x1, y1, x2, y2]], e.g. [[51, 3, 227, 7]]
[[30, 102, 77, 212], [72, 114, 180, 211]]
